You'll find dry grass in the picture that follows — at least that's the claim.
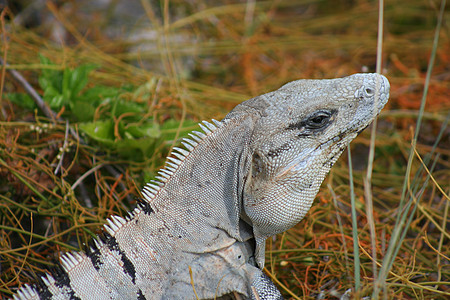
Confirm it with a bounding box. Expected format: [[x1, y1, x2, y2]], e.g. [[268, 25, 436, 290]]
[[0, 0, 449, 299]]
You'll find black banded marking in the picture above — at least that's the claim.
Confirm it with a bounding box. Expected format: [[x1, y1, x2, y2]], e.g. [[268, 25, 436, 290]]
[[86, 239, 103, 271], [137, 198, 154, 215], [137, 289, 147, 300], [35, 277, 53, 299], [102, 231, 137, 284], [50, 265, 81, 300]]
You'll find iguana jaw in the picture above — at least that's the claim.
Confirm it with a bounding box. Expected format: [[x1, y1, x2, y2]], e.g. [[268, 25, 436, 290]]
[[241, 73, 389, 267]]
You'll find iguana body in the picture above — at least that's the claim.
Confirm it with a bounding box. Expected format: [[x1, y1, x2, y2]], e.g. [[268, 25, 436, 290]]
[[14, 73, 390, 300]]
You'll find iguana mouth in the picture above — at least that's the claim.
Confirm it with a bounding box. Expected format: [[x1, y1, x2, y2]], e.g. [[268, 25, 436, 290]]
[[356, 123, 371, 135]]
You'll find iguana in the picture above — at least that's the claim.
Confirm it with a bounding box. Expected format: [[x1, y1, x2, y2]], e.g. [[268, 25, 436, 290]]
[[14, 73, 390, 300]]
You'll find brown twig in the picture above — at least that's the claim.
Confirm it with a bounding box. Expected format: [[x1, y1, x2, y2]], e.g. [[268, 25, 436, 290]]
[[0, 57, 58, 122]]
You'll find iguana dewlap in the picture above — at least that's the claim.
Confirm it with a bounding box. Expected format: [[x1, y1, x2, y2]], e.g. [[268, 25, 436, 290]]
[[14, 73, 390, 300]]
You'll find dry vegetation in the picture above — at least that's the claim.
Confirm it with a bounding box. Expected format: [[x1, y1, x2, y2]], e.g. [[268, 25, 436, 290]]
[[0, 0, 449, 299]]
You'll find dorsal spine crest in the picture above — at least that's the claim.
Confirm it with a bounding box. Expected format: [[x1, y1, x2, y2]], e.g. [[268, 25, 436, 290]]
[[139, 119, 223, 203], [101, 119, 224, 241]]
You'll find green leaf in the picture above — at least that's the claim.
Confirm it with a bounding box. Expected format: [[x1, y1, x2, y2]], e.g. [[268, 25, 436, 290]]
[[71, 102, 96, 122], [110, 99, 145, 120], [6, 93, 37, 110], [66, 64, 97, 100], [38, 54, 62, 91], [62, 68, 72, 101], [125, 122, 161, 139], [46, 94, 65, 110], [79, 121, 115, 145], [115, 137, 157, 161], [80, 85, 120, 106]]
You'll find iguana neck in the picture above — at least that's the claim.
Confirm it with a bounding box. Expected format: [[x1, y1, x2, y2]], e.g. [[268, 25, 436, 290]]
[[143, 114, 255, 247]]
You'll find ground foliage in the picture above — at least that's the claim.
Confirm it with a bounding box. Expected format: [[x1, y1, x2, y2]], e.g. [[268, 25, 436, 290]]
[[0, 0, 449, 299]]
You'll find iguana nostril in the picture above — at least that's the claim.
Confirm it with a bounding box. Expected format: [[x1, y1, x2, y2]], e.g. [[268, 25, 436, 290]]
[[365, 87, 374, 96]]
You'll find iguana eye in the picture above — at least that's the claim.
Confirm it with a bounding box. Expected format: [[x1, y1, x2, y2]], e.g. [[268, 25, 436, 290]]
[[305, 111, 332, 129], [286, 109, 335, 133]]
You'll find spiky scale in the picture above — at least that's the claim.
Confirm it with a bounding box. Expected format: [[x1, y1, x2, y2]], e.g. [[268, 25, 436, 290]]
[[112, 215, 127, 226], [42, 274, 51, 286], [173, 146, 190, 157], [181, 141, 194, 151], [166, 161, 178, 169], [202, 120, 217, 131], [165, 166, 176, 172], [159, 168, 174, 177], [212, 119, 222, 127], [61, 253, 76, 270], [104, 225, 116, 238], [142, 189, 155, 201], [188, 132, 202, 142], [167, 156, 182, 165], [157, 171, 171, 179], [145, 183, 161, 191], [154, 175, 167, 182], [170, 152, 185, 161], [143, 186, 157, 194], [104, 221, 118, 234], [183, 137, 198, 147], [93, 237, 103, 248], [150, 180, 164, 187], [15, 285, 37, 300], [192, 130, 206, 139], [198, 123, 211, 134]]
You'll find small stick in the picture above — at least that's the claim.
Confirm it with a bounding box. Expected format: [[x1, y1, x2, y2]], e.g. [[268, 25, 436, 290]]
[[54, 120, 70, 175], [0, 57, 58, 121], [1, 58, 84, 143]]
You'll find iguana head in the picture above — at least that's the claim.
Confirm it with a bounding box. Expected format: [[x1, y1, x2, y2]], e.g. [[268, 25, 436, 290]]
[[236, 73, 390, 267]]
